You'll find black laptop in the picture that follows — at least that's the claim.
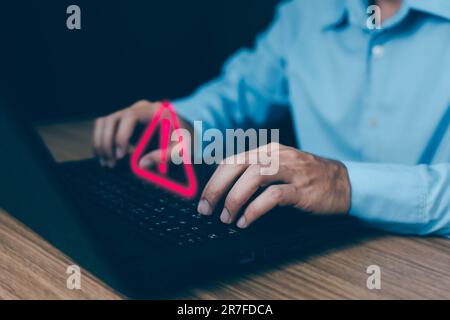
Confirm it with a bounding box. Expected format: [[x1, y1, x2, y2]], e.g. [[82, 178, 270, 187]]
[[0, 100, 367, 298]]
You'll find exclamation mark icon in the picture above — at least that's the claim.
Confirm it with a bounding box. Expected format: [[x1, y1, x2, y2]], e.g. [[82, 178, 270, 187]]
[[158, 118, 171, 175], [130, 101, 197, 198]]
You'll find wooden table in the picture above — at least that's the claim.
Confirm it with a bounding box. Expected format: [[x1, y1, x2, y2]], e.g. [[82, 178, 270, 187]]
[[1, 119, 449, 300]]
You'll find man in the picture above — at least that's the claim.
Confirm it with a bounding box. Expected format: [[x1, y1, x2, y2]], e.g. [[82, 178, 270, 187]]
[[93, 0, 450, 237]]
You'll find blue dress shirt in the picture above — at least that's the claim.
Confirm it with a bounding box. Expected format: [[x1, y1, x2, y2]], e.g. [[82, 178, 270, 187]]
[[174, 0, 450, 237]]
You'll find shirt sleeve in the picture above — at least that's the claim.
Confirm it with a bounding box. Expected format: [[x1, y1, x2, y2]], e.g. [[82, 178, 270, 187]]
[[172, 3, 291, 134], [343, 161, 450, 237]]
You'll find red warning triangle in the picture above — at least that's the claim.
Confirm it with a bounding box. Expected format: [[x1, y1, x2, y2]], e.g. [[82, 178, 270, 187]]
[[130, 101, 197, 198]]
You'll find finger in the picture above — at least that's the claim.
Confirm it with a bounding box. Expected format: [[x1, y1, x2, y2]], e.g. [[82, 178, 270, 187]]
[[101, 114, 120, 167], [139, 149, 164, 169], [198, 158, 249, 215], [115, 111, 138, 160], [221, 164, 282, 224], [237, 184, 297, 229], [138, 142, 179, 170], [93, 117, 106, 166]]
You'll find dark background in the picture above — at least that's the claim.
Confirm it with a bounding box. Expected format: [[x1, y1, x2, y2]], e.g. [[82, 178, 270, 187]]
[[1, 0, 278, 122]]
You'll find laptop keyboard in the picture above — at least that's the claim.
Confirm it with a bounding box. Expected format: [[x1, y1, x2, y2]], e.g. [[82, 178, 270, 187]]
[[59, 159, 239, 247]]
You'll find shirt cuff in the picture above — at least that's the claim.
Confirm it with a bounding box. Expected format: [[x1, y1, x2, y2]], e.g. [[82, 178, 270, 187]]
[[342, 161, 428, 234], [173, 97, 201, 128], [172, 97, 211, 163]]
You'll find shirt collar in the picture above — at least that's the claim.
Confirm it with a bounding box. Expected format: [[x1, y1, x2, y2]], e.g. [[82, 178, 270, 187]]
[[320, 1, 349, 30], [407, 0, 450, 21], [321, 0, 450, 31]]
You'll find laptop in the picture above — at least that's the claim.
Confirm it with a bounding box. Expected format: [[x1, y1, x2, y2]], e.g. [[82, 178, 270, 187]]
[[0, 99, 366, 298]]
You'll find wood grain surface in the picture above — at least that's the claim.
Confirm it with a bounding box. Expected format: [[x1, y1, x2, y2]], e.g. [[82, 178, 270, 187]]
[[0, 119, 449, 299]]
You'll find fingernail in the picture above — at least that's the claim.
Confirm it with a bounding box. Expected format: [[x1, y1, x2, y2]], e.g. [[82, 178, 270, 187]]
[[220, 208, 231, 224], [197, 199, 211, 215], [237, 216, 247, 229], [116, 148, 125, 159], [139, 158, 153, 168]]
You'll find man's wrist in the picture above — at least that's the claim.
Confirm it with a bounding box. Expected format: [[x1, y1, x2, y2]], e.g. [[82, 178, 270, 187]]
[[333, 160, 351, 214], [340, 161, 351, 214]]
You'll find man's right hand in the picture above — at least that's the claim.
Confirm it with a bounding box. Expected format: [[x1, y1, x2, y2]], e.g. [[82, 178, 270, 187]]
[[93, 100, 191, 168]]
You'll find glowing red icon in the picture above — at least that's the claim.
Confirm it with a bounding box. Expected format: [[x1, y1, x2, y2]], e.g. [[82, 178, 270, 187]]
[[131, 101, 197, 198]]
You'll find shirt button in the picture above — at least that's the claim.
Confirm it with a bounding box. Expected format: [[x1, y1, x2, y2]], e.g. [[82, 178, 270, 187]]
[[368, 117, 378, 128], [372, 45, 385, 58]]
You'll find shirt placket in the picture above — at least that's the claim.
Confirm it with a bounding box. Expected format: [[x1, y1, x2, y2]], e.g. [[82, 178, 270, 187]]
[[361, 30, 387, 162]]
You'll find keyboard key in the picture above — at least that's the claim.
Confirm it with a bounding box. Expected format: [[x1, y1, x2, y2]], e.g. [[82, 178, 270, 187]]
[[60, 159, 240, 248]]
